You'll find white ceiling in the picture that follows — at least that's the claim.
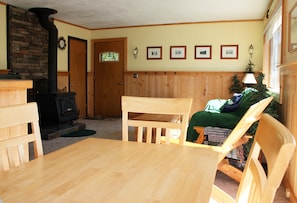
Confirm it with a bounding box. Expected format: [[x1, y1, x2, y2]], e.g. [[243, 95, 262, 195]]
[[2, 0, 271, 29]]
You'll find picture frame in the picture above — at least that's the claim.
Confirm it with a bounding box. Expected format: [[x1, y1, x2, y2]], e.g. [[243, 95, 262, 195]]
[[170, 46, 186, 59], [195, 45, 212, 59], [221, 45, 238, 59], [147, 46, 162, 60]]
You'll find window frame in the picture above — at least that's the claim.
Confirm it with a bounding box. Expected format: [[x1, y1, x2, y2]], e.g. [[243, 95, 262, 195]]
[[263, 1, 282, 100]]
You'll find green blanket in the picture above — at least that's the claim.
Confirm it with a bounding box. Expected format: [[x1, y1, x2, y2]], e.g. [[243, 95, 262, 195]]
[[186, 88, 259, 142]]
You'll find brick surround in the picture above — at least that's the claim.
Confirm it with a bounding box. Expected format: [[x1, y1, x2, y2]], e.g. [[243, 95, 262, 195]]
[[7, 5, 48, 80]]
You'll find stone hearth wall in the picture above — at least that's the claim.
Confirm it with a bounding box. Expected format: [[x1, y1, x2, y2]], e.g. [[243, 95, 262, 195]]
[[7, 5, 48, 80]]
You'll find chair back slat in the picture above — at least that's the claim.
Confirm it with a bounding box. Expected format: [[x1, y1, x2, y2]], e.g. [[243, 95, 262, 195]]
[[210, 113, 296, 203], [236, 113, 296, 203], [0, 102, 43, 171], [122, 96, 192, 145], [219, 96, 273, 160]]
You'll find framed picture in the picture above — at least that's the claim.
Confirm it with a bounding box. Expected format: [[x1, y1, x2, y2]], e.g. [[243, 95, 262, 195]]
[[195, 45, 212, 59], [147, 46, 162, 60], [221, 45, 238, 59], [170, 46, 186, 59]]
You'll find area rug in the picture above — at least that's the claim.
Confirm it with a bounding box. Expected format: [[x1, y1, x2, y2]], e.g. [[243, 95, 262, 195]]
[[61, 129, 96, 137]]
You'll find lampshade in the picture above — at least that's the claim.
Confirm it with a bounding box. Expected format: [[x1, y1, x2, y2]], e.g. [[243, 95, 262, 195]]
[[242, 73, 257, 85]]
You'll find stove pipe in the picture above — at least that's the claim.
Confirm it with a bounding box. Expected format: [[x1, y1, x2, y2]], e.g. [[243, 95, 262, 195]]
[[29, 8, 58, 94]]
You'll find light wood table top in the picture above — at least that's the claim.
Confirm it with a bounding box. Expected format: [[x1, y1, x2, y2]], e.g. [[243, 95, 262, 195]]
[[0, 138, 219, 203]]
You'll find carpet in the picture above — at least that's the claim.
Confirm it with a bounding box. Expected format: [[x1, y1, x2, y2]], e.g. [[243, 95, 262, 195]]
[[61, 129, 96, 137], [87, 116, 120, 121]]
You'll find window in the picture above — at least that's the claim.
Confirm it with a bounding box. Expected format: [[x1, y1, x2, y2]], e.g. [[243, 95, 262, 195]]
[[269, 25, 281, 90], [99, 52, 119, 62], [263, 3, 282, 92]]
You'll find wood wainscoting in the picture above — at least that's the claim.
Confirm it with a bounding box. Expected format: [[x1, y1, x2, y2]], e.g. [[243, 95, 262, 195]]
[[124, 71, 243, 117], [58, 71, 244, 118], [57, 72, 69, 92], [280, 62, 297, 203]]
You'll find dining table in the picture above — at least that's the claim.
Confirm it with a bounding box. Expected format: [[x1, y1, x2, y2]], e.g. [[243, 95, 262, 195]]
[[0, 138, 219, 203]]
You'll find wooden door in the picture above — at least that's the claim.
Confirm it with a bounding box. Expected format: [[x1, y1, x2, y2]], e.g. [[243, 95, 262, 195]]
[[94, 38, 125, 117], [69, 37, 87, 118]]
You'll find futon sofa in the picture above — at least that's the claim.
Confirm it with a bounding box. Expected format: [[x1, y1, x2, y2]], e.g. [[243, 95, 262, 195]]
[[186, 88, 260, 142]]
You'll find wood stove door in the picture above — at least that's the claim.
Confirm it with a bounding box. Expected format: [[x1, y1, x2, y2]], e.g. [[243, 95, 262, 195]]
[[94, 38, 125, 117]]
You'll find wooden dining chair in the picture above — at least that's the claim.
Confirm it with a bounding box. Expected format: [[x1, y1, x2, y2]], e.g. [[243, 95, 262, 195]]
[[121, 96, 193, 145], [184, 96, 273, 182], [210, 113, 296, 203], [0, 102, 43, 171]]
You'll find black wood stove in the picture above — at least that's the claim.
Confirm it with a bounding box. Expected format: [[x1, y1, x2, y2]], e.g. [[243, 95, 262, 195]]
[[29, 8, 82, 139], [37, 92, 79, 129]]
